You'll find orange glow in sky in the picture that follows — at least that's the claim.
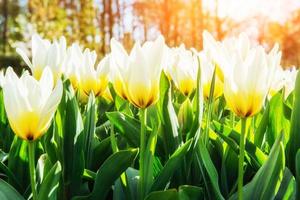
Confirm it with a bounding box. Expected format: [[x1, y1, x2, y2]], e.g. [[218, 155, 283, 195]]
[[204, 0, 300, 23]]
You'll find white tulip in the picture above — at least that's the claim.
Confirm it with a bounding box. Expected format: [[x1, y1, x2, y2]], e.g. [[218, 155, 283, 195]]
[[16, 34, 67, 82], [64, 43, 84, 90], [110, 36, 165, 108], [220, 33, 281, 117], [79, 49, 110, 97], [166, 44, 198, 96], [2, 67, 63, 141], [270, 66, 298, 99]]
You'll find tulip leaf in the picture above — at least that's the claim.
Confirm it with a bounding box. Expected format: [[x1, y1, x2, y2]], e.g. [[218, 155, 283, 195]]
[[178, 185, 204, 200], [229, 133, 285, 200], [106, 111, 140, 147], [114, 167, 139, 200], [73, 149, 138, 200], [36, 154, 53, 187], [83, 93, 96, 168], [274, 168, 296, 200], [0, 179, 24, 200], [7, 136, 29, 193], [60, 93, 85, 197], [189, 54, 203, 138], [287, 70, 300, 174], [37, 161, 62, 200], [267, 92, 290, 147], [150, 139, 192, 191], [296, 149, 300, 199], [213, 121, 267, 169], [156, 73, 180, 156], [197, 139, 225, 200], [145, 189, 178, 200], [145, 185, 203, 200], [254, 104, 269, 147], [90, 137, 112, 171], [0, 161, 22, 194]]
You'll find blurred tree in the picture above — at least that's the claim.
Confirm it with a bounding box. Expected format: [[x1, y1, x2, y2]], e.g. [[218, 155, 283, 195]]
[[28, 0, 98, 52], [263, 9, 300, 68], [0, 0, 22, 55]]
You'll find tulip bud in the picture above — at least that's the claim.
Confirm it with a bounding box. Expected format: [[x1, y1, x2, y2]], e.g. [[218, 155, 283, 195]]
[[178, 98, 193, 133]]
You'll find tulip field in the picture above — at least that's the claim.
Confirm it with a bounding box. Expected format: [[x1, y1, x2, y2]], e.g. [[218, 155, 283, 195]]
[[0, 31, 300, 200]]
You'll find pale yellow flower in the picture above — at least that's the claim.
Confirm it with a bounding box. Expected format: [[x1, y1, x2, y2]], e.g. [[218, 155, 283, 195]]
[[2, 67, 63, 141], [17, 34, 67, 82]]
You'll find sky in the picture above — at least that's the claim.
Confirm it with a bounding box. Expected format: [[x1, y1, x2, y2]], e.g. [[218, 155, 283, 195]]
[[204, 0, 300, 23]]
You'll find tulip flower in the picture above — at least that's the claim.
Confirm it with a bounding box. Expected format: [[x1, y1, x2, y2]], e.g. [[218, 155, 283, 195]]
[[222, 37, 281, 118], [2, 67, 63, 140], [270, 66, 297, 99], [111, 36, 165, 199], [166, 44, 198, 96], [16, 34, 67, 82], [110, 38, 130, 100], [217, 32, 281, 200], [202, 31, 226, 99], [64, 43, 83, 90], [79, 49, 110, 98], [2, 67, 63, 200], [199, 51, 223, 99], [110, 36, 165, 108]]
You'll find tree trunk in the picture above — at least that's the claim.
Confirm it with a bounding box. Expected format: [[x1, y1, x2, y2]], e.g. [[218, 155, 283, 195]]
[[2, 0, 8, 54]]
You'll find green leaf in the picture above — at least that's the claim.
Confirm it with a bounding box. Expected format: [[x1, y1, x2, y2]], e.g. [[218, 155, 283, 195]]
[[229, 133, 285, 200], [145, 189, 178, 200], [287, 71, 300, 174], [90, 137, 112, 171], [37, 162, 62, 200], [83, 93, 96, 168], [295, 149, 300, 199], [113, 167, 139, 200], [274, 168, 296, 200], [156, 73, 180, 156], [267, 92, 290, 147], [145, 186, 203, 200], [74, 149, 138, 200], [254, 104, 269, 147], [7, 136, 29, 193], [178, 185, 204, 200], [106, 111, 140, 147], [189, 54, 203, 138], [197, 139, 225, 200], [36, 154, 53, 187], [60, 92, 85, 197], [0, 179, 24, 200], [213, 121, 267, 169], [150, 140, 192, 191], [0, 160, 22, 192]]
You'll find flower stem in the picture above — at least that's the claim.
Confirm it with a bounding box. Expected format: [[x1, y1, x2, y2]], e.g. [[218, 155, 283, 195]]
[[139, 108, 147, 200], [28, 141, 37, 200], [204, 67, 216, 146], [204, 100, 214, 146], [238, 118, 247, 200]]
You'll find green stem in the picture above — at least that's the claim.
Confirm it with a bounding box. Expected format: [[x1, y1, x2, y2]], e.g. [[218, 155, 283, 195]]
[[204, 67, 216, 146], [238, 118, 247, 200], [139, 108, 147, 200], [204, 100, 214, 146], [230, 112, 235, 128], [28, 141, 37, 200]]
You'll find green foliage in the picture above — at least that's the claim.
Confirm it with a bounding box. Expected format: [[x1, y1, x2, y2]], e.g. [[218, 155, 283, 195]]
[[0, 64, 299, 200]]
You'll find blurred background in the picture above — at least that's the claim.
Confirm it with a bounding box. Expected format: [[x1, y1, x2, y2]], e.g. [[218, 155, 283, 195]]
[[1, 0, 300, 70]]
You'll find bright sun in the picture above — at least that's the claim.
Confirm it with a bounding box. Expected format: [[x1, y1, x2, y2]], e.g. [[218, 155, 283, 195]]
[[203, 0, 300, 23]]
